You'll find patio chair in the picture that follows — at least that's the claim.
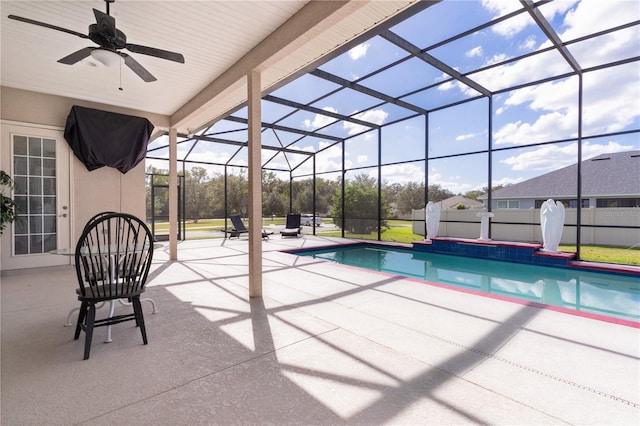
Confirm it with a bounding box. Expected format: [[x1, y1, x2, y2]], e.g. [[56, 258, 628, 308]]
[[280, 213, 302, 238], [224, 215, 273, 240], [63, 211, 158, 332], [223, 215, 249, 238], [73, 212, 154, 360]]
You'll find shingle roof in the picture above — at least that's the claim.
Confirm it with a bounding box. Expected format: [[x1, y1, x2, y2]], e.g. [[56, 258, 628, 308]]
[[437, 195, 484, 209], [489, 150, 640, 199]]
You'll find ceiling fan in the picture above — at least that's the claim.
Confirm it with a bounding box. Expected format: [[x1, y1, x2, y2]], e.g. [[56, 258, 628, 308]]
[[8, 0, 185, 82]]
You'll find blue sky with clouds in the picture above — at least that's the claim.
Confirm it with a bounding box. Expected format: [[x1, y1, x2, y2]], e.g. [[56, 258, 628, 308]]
[[148, 0, 639, 195]]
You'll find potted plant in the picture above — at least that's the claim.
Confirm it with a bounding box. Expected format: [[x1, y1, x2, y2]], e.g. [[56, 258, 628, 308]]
[[1, 170, 16, 235]]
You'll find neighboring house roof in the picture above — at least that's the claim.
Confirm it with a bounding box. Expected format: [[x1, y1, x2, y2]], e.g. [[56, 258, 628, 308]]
[[486, 150, 640, 200], [437, 195, 484, 209]]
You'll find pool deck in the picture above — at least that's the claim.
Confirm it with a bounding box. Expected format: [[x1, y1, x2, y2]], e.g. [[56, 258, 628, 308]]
[[2, 236, 639, 425]]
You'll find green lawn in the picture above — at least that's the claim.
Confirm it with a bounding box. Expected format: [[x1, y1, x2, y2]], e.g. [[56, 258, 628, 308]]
[[152, 219, 638, 265], [559, 245, 639, 266]]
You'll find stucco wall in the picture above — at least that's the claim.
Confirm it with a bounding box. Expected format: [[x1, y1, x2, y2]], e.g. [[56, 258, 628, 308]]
[[71, 158, 146, 243]]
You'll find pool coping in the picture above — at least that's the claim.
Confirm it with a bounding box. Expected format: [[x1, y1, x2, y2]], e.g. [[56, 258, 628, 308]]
[[283, 240, 640, 329]]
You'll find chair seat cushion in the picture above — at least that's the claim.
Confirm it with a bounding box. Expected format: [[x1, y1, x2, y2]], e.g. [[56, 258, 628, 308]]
[[281, 228, 300, 233]]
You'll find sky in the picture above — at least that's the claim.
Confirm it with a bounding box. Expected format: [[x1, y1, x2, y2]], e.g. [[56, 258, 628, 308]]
[[148, 0, 640, 195]]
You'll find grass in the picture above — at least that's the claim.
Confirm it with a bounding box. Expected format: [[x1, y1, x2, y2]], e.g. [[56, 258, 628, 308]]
[[152, 218, 638, 265], [559, 245, 640, 266]]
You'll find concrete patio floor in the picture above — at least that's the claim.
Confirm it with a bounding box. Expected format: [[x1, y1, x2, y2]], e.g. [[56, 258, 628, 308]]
[[1, 236, 639, 425]]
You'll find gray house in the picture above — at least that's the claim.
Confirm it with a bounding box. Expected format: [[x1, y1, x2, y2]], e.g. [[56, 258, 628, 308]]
[[482, 150, 640, 209]]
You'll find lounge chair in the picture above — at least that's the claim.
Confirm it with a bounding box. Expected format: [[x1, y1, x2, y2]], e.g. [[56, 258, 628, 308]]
[[280, 213, 302, 238], [224, 215, 272, 240]]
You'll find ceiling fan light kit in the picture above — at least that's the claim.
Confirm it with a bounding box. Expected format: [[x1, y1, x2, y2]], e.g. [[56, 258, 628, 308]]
[[8, 0, 184, 82], [90, 49, 123, 68]]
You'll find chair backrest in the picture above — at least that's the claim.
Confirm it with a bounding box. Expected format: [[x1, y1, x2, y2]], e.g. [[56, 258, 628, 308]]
[[75, 213, 154, 299], [230, 215, 248, 232], [83, 211, 116, 232], [285, 213, 301, 228]]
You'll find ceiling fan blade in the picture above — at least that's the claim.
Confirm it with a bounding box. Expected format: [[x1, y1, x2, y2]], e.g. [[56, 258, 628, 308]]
[[58, 47, 95, 65], [122, 54, 157, 82], [8, 15, 89, 39], [93, 8, 116, 38], [125, 44, 185, 63]]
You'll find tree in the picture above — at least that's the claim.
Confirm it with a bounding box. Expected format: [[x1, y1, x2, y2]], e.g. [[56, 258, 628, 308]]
[[291, 177, 339, 215], [261, 171, 288, 216], [395, 181, 425, 214], [184, 167, 211, 222], [225, 170, 248, 216], [463, 185, 508, 202], [315, 178, 340, 214], [146, 166, 170, 220], [463, 189, 485, 201], [428, 184, 454, 202], [384, 182, 403, 205], [330, 173, 390, 234]]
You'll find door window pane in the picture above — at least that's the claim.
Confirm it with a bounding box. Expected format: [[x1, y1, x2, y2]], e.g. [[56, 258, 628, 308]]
[[12, 135, 57, 255]]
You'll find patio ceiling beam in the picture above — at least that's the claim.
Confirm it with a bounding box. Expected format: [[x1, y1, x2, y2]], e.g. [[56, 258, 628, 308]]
[[263, 94, 379, 129], [225, 115, 343, 142], [380, 29, 492, 97], [521, 0, 582, 74], [310, 69, 428, 115]]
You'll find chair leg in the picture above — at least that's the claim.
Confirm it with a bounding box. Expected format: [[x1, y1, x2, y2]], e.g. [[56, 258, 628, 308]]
[[83, 304, 96, 360], [74, 301, 88, 340], [132, 297, 148, 345]]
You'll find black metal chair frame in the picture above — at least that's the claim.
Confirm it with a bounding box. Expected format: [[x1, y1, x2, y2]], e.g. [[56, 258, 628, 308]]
[[224, 215, 273, 240], [64, 211, 158, 336], [74, 212, 154, 360]]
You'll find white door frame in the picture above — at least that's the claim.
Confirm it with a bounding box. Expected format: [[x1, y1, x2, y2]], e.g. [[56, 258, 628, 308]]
[[1, 120, 72, 270]]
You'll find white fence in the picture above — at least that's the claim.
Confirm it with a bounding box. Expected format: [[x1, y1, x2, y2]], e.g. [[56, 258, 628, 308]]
[[412, 207, 640, 248]]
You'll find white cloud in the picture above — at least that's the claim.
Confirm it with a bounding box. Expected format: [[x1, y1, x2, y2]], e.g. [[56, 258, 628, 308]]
[[381, 163, 424, 185], [493, 176, 525, 186], [484, 1, 639, 146], [482, 0, 576, 37], [562, 0, 637, 40], [438, 79, 465, 96], [500, 141, 632, 172], [315, 144, 348, 173], [485, 53, 508, 66], [436, 71, 481, 97], [357, 155, 368, 164], [494, 59, 639, 144], [349, 43, 370, 60], [303, 106, 338, 130], [520, 36, 536, 51], [428, 172, 479, 194], [344, 108, 389, 135], [455, 133, 476, 141], [501, 144, 577, 172], [467, 46, 483, 58], [296, 144, 317, 153]]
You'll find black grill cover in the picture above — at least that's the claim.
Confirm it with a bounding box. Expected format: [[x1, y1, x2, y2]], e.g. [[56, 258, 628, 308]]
[[64, 106, 154, 174]]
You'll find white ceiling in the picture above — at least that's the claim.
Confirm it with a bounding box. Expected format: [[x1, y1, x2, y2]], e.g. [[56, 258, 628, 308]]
[[1, 0, 419, 135]]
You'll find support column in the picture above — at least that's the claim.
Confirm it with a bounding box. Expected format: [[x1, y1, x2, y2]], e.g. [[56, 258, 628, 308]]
[[169, 127, 178, 260], [248, 70, 262, 297]]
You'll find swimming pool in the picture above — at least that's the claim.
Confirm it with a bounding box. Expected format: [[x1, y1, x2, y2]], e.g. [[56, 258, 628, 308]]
[[292, 243, 640, 326]]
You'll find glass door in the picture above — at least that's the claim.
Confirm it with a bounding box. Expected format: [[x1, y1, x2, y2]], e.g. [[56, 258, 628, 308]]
[[1, 123, 70, 270]]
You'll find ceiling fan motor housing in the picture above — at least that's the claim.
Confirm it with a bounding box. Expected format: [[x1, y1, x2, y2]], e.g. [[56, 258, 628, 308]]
[[89, 23, 126, 50]]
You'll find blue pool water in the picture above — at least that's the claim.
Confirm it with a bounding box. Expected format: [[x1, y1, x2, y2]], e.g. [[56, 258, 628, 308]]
[[294, 244, 640, 324]]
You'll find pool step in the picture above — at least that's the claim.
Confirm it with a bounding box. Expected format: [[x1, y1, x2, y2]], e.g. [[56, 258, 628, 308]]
[[413, 237, 577, 267]]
